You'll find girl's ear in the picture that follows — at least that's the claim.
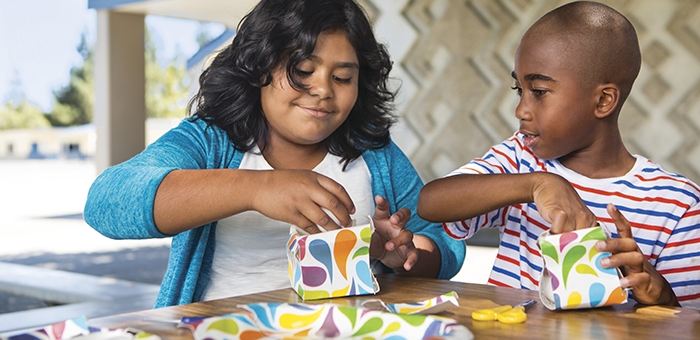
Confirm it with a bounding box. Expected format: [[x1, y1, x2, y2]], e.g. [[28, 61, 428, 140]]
[[595, 84, 620, 118]]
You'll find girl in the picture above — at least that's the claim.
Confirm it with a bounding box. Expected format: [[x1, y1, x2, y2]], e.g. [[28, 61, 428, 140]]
[[84, 0, 465, 308]]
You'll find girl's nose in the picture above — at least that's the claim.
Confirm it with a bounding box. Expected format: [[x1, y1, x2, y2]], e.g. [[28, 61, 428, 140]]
[[308, 75, 333, 99]]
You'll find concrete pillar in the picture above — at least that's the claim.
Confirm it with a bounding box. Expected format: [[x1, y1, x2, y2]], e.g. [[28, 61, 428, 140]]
[[94, 11, 145, 174]]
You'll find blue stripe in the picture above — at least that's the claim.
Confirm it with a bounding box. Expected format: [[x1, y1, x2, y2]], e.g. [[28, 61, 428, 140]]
[[472, 161, 496, 174], [674, 224, 700, 234], [659, 250, 700, 262], [520, 254, 542, 272], [612, 180, 699, 202], [670, 279, 700, 288], [501, 240, 519, 252], [492, 266, 520, 281], [583, 200, 681, 222], [641, 167, 686, 179]]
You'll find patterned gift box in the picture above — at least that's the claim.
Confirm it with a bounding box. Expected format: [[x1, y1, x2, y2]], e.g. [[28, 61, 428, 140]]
[[286, 220, 379, 300], [537, 224, 628, 310]]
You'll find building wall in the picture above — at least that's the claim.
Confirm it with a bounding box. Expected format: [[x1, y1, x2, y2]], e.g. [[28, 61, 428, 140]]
[[364, 0, 700, 185]]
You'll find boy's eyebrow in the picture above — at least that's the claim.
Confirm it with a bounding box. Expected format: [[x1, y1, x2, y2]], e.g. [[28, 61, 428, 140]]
[[511, 71, 556, 83]]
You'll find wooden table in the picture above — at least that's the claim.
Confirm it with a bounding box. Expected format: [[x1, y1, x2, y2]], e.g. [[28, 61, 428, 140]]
[[89, 274, 700, 339]]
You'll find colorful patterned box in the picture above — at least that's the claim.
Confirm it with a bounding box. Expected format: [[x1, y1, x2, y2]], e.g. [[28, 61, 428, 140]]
[[537, 224, 628, 310], [286, 220, 379, 300]]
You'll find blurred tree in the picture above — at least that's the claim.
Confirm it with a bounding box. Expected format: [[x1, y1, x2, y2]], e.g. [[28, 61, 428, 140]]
[[0, 72, 51, 130], [145, 27, 189, 118], [0, 99, 51, 130], [46, 32, 94, 126]]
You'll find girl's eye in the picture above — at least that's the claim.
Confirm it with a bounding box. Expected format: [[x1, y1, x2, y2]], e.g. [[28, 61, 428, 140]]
[[510, 86, 522, 97], [296, 69, 313, 77], [333, 75, 352, 84]]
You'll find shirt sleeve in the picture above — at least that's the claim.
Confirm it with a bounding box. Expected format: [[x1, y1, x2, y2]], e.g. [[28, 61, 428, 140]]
[[83, 118, 234, 240], [442, 135, 528, 240], [655, 200, 700, 309]]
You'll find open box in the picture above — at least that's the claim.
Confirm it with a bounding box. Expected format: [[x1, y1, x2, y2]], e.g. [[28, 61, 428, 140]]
[[286, 219, 380, 300]]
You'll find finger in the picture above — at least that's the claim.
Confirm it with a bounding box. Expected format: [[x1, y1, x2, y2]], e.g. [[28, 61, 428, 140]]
[[317, 174, 356, 214], [373, 195, 390, 221], [596, 237, 639, 254], [389, 207, 411, 226], [385, 228, 414, 251], [297, 200, 344, 231], [402, 247, 419, 271], [548, 210, 569, 234], [598, 250, 646, 273], [607, 203, 633, 239]]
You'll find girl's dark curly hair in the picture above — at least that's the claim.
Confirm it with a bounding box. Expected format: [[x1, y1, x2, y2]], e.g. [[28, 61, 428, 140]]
[[188, 0, 396, 168]]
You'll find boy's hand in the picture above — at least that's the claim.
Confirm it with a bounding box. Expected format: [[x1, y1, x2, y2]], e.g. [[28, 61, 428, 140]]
[[532, 173, 598, 234], [250, 170, 355, 234], [370, 195, 419, 272], [596, 203, 680, 306]]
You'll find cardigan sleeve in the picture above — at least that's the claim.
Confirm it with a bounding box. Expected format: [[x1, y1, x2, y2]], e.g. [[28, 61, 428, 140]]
[[83, 118, 234, 240], [365, 141, 466, 280]]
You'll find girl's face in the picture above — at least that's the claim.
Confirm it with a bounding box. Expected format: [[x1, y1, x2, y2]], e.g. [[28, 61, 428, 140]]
[[260, 31, 359, 148]]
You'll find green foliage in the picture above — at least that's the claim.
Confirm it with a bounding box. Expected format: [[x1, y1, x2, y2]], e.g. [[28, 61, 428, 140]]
[[0, 99, 51, 130], [46, 33, 94, 127], [145, 27, 189, 118]]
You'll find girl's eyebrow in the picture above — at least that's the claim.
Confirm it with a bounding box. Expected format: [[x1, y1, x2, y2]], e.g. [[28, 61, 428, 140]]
[[511, 71, 556, 83], [307, 55, 359, 69]]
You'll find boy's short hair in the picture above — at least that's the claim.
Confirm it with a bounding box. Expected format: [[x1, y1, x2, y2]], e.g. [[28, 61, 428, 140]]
[[523, 1, 641, 106]]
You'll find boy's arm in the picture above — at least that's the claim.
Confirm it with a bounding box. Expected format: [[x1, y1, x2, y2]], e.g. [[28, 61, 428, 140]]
[[418, 172, 597, 233]]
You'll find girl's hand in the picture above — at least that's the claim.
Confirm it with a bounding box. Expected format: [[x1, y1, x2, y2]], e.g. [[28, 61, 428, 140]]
[[369, 195, 419, 272], [596, 203, 680, 306], [532, 173, 598, 234], [249, 169, 355, 234]]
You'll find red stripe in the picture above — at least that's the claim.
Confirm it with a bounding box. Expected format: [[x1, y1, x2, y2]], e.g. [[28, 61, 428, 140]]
[[503, 228, 519, 238], [521, 239, 540, 256], [683, 209, 700, 218], [570, 182, 691, 210], [678, 292, 700, 302], [513, 136, 546, 169], [487, 278, 513, 288], [657, 265, 700, 275], [521, 270, 539, 286], [442, 222, 464, 240], [597, 217, 671, 235], [496, 253, 519, 266], [666, 238, 700, 248], [493, 148, 517, 169]]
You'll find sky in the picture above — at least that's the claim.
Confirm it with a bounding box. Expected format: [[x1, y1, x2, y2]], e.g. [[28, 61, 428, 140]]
[[0, 0, 224, 112]]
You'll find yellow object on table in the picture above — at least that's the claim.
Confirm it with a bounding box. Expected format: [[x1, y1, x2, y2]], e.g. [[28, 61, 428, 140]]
[[472, 299, 536, 324]]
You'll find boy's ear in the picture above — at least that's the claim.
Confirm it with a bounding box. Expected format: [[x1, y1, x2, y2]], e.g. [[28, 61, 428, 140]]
[[595, 84, 620, 118]]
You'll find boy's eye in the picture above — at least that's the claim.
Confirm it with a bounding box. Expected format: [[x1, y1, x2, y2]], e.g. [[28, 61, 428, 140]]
[[510, 86, 522, 97], [532, 89, 546, 97]]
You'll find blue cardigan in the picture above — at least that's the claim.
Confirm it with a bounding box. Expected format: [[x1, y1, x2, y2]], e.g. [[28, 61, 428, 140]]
[[84, 118, 465, 308]]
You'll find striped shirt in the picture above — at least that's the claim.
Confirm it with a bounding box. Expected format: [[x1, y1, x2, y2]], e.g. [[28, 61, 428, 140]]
[[444, 134, 700, 308]]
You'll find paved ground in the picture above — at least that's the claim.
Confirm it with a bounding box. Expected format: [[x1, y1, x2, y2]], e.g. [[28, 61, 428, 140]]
[[0, 159, 496, 314]]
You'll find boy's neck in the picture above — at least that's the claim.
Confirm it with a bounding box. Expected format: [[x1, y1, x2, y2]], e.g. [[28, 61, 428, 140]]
[[558, 134, 636, 179]]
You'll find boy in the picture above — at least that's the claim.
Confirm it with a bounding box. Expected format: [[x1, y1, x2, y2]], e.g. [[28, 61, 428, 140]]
[[418, 1, 700, 308]]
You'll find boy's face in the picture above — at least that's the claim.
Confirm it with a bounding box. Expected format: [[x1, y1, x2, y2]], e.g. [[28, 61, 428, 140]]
[[260, 31, 359, 148], [512, 35, 599, 160]]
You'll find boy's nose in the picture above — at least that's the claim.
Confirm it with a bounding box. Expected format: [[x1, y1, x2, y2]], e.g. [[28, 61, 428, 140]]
[[514, 99, 531, 121]]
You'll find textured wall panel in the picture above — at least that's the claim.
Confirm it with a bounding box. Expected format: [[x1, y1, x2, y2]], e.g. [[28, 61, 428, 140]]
[[368, 0, 700, 185]]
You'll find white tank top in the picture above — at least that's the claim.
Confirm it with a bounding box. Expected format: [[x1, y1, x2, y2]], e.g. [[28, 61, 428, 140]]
[[201, 148, 374, 301]]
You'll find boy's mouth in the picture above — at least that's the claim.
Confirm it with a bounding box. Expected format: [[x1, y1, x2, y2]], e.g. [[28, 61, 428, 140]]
[[520, 132, 538, 148]]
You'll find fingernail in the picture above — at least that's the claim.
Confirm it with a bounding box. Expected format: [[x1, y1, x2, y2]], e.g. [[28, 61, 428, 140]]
[[600, 257, 610, 267], [386, 243, 395, 251], [595, 241, 606, 251], [620, 277, 629, 287]]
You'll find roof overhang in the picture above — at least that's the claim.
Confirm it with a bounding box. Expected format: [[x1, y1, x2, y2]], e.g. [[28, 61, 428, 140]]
[[88, 0, 260, 27]]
